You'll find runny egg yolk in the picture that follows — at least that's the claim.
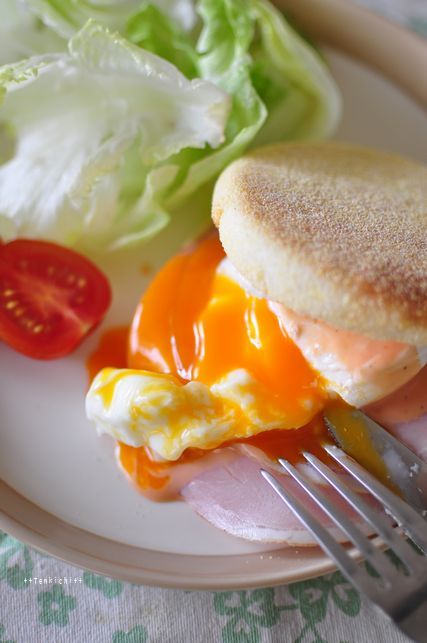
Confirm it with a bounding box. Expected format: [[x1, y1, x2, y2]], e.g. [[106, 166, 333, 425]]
[[87, 235, 393, 499], [128, 234, 324, 421], [108, 235, 325, 493]]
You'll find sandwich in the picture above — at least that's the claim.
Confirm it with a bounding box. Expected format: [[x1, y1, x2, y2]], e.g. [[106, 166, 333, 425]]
[[86, 141, 427, 545]]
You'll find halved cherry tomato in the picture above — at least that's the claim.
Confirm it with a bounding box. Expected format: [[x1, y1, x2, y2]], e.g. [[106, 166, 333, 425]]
[[0, 239, 111, 360]]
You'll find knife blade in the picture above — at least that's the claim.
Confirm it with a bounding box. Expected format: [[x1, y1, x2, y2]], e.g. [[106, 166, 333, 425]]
[[324, 408, 427, 515]]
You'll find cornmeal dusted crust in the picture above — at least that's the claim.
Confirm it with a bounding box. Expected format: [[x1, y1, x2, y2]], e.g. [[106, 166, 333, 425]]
[[212, 142, 427, 346]]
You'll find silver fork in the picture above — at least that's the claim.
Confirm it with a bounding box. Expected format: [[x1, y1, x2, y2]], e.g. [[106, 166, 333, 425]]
[[261, 425, 427, 643]]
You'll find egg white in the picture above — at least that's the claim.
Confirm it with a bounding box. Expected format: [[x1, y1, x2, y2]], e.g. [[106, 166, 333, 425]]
[[86, 367, 309, 460]]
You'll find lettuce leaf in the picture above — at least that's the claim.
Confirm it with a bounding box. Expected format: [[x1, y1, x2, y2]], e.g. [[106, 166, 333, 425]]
[[26, 0, 197, 38], [126, 4, 199, 78], [0, 0, 341, 250], [250, 0, 341, 143], [166, 0, 267, 206], [0, 21, 230, 249], [0, 0, 64, 64]]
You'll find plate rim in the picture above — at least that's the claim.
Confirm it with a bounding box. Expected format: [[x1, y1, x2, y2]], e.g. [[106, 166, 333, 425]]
[[1, 0, 426, 589], [278, 0, 427, 109], [1, 479, 372, 589]]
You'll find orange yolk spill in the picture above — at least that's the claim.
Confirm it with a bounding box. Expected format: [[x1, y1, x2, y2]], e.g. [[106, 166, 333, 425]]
[[324, 403, 391, 488], [118, 444, 209, 493], [128, 235, 323, 416], [86, 326, 129, 382], [86, 235, 386, 497], [117, 420, 329, 497]]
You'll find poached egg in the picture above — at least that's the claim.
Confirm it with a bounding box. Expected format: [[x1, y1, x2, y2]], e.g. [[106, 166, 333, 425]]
[[86, 235, 426, 469]]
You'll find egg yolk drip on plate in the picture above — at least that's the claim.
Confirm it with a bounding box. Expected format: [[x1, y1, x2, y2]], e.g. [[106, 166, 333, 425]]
[[86, 236, 326, 463]]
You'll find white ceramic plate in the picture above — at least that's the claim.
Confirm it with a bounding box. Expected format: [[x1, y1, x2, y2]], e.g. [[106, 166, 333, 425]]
[[1, 1, 427, 589]]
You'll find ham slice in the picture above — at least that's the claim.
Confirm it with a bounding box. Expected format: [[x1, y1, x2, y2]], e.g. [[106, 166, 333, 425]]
[[389, 415, 427, 463], [182, 368, 427, 546], [365, 365, 427, 462], [182, 455, 374, 545]]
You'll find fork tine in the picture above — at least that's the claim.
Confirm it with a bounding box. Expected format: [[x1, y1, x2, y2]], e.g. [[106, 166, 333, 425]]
[[260, 469, 374, 595], [325, 444, 427, 554], [277, 459, 396, 582], [303, 451, 420, 572]]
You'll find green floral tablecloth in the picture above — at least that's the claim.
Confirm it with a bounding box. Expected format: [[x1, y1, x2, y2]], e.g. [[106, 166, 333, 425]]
[[1, 2, 426, 642], [0, 533, 415, 642]]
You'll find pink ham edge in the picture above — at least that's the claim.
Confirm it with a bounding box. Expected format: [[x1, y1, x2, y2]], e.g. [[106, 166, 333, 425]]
[[182, 367, 427, 545], [390, 415, 427, 462], [181, 403, 427, 545], [180, 363, 427, 545], [365, 364, 427, 462], [182, 455, 375, 545]]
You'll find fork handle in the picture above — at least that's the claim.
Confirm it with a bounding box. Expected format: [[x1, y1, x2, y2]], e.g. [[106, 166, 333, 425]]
[[393, 588, 427, 643]]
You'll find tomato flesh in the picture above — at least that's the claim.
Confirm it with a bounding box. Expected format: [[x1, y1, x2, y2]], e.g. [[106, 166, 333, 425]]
[[0, 239, 111, 359]]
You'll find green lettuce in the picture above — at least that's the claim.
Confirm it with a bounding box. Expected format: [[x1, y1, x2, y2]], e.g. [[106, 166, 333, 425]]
[[126, 4, 199, 78], [26, 0, 197, 37], [250, 0, 341, 143], [0, 0, 341, 250], [166, 0, 268, 206], [0, 0, 64, 64], [0, 21, 230, 248]]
